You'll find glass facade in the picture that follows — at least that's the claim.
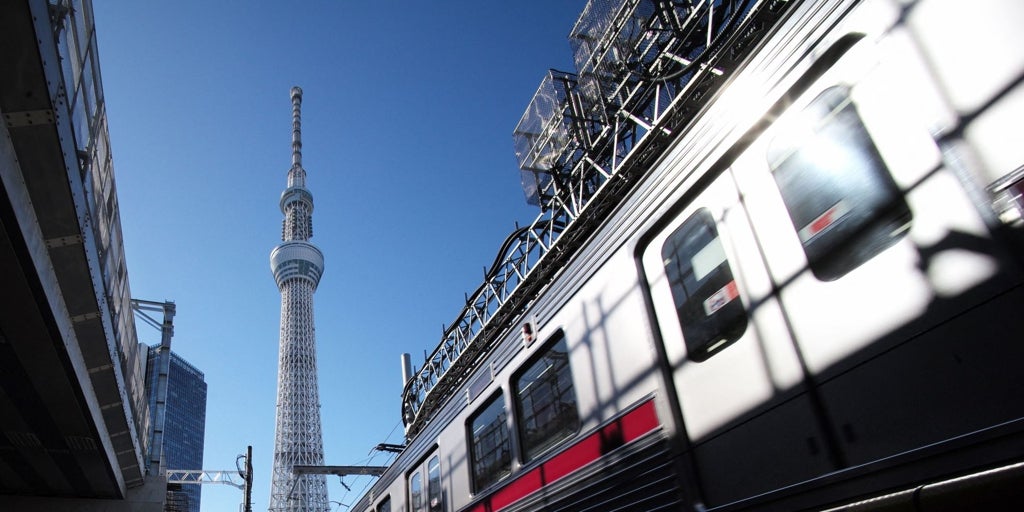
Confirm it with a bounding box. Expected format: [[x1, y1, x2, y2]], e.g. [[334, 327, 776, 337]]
[[146, 347, 208, 512]]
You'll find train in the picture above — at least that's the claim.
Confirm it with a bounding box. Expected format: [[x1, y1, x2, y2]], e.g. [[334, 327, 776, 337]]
[[352, 0, 1024, 510]]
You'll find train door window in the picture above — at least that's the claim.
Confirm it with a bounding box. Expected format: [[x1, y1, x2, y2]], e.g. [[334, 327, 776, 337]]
[[512, 333, 580, 462], [427, 455, 443, 512], [409, 471, 423, 512], [375, 496, 390, 512], [766, 85, 912, 281], [661, 208, 748, 361], [467, 392, 511, 492]]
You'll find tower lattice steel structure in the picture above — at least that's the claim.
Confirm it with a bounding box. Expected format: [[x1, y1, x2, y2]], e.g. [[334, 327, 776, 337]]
[[268, 86, 329, 512]]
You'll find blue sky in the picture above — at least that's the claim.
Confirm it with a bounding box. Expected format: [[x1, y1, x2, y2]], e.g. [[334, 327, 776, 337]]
[[92, 2, 584, 510]]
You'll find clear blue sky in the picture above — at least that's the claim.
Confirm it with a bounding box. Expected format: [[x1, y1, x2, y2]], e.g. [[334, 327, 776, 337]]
[[92, 2, 584, 510]]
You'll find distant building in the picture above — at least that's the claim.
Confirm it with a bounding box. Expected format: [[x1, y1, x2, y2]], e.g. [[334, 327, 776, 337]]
[[146, 347, 208, 512]]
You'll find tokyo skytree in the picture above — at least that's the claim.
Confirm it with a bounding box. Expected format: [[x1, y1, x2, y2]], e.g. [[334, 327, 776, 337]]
[[268, 86, 329, 512]]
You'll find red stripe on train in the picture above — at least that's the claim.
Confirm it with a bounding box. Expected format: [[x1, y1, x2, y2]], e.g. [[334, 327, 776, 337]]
[[467, 399, 660, 512]]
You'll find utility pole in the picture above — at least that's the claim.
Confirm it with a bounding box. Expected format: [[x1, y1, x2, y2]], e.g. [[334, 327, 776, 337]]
[[242, 445, 253, 512]]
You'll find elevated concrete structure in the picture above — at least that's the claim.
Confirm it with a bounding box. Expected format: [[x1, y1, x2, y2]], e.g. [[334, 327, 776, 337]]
[[0, 0, 157, 507]]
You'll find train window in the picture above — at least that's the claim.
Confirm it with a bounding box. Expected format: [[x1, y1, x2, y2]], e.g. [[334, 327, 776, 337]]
[[467, 392, 512, 492], [989, 166, 1024, 226], [767, 85, 912, 281], [427, 455, 443, 512], [375, 496, 390, 512], [409, 471, 423, 512], [513, 333, 580, 462], [661, 209, 748, 361]]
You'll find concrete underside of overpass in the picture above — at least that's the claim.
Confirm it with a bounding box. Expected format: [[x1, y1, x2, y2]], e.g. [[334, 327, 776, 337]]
[[0, 475, 165, 512], [1, 0, 149, 503], [0, 137, 121, 498]]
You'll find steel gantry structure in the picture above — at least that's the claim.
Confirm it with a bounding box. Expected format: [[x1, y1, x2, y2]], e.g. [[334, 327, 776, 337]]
[[167, 446, 255, 512]]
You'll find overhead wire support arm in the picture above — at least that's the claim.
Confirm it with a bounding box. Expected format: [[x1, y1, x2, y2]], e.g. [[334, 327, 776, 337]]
[[292, 465, 389, 477], [131, 298, 176, 332], [374, 443, 406, 454]]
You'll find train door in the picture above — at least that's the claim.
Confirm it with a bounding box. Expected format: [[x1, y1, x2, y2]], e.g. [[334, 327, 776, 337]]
[[407, 451, 444, 512], [640, 172, 835, 507], [727, 12, 1024, 489]]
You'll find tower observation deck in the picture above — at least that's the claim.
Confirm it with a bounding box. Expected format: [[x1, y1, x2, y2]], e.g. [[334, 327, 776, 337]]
[[268, 87, 329, 512]]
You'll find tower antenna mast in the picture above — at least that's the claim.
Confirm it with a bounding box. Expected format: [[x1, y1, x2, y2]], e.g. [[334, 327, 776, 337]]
[[268, 87, 330, 512]]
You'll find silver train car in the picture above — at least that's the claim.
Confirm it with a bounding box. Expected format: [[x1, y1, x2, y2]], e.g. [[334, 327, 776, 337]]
[[353, 0, 1024, 510]]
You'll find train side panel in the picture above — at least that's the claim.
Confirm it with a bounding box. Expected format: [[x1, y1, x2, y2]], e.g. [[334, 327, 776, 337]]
[[641, 0, 1024, 508]]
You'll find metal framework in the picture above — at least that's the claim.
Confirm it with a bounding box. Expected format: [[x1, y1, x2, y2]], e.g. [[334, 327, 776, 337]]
[[167, 470, 247, 490], [402, 0, 791, 438], [131, 299, 176, 476], [284, 466, 388, 511], [268, 87, 330, 512], [167, 446, 254, 512]]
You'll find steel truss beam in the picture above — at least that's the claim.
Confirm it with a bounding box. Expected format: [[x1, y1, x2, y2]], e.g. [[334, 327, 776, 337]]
[[166, 470, 246, 490]]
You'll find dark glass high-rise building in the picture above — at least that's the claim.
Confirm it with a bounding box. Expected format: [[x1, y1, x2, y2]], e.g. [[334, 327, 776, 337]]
[[146, 346, 208, 512]]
